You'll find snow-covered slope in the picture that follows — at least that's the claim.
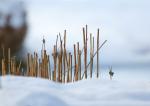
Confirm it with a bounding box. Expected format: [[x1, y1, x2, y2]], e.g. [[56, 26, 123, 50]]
[[0, 76, 150, 106]]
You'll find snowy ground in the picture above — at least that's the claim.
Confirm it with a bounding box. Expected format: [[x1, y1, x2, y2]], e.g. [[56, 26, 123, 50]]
[[0, 75, 150, 106]]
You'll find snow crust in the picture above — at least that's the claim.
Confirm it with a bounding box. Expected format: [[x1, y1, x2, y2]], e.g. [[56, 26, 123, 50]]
[[0, 76, 150, 106]]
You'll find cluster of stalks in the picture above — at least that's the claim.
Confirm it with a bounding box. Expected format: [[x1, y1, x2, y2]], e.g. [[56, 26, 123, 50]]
[[0, 25, 107, 83], [1, 48, 22, 76]]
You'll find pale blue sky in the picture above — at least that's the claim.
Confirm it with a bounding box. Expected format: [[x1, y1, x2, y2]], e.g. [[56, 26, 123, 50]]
[[23, 0, 150, 68]]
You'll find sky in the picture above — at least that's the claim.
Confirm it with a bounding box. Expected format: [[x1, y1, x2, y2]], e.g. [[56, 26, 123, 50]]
[[1, 0, 150, 68]]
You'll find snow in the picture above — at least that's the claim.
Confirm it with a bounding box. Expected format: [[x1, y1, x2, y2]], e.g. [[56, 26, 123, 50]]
[[0, 76, 150, 106]]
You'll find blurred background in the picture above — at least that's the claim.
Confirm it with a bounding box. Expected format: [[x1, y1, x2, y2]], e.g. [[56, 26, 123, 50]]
[[0, 0, 150, 81]]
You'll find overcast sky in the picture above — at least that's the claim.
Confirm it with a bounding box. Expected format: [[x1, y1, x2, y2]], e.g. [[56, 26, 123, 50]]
[[22, 0, 150, 68]]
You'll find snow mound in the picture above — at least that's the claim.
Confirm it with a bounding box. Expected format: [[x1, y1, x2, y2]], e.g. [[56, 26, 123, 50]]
[[17, 92, 67, 106], [0, 76, 150, 106]]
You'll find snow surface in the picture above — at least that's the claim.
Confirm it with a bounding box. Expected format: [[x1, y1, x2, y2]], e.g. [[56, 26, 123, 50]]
[[0, 76, 150, 106]]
